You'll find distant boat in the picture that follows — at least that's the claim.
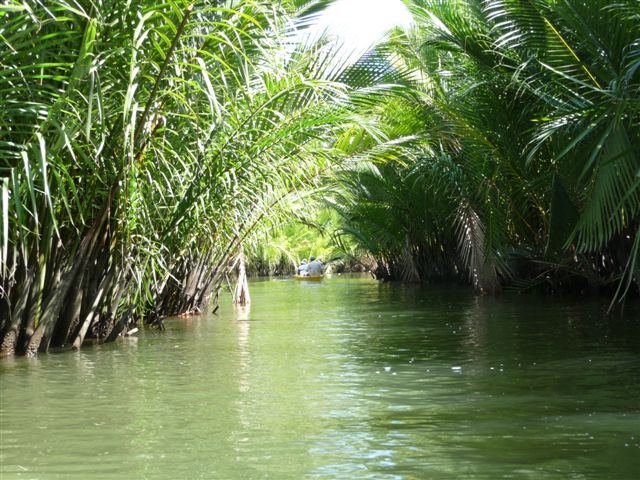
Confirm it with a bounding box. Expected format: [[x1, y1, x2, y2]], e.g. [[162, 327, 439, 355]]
[[294, 275, 323, 281]]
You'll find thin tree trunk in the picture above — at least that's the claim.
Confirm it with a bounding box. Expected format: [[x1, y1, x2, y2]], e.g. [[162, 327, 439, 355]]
[[0, 268, 33, 356], [233, 249, 250, 306]]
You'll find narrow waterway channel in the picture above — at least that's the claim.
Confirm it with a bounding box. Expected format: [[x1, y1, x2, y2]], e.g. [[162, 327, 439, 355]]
[[1, 276, 639, 479]]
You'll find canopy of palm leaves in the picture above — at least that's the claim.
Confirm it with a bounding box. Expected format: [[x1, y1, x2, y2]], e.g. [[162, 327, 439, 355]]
[[0, 0, 352, 356], [329, 0, 640, 302], [2, 0, 638, 357]]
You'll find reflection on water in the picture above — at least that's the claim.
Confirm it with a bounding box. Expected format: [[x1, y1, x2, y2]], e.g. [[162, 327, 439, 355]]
[[1, 276, 639, 479]]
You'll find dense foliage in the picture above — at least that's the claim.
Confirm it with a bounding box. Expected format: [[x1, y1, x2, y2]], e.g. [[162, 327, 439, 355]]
[[0, 0, 348, 356], [1, 0, 638, 356], [331, 0, 640, 304]]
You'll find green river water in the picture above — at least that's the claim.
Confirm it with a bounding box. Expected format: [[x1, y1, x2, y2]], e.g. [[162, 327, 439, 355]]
[[1, 276, 639, 479]]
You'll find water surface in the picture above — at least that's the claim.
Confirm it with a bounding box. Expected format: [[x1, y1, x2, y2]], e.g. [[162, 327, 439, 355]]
[[1, 276, 639, 479]]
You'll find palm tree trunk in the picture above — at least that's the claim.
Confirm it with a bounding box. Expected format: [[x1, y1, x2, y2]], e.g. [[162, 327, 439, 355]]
[[233, 248, 251, 306]]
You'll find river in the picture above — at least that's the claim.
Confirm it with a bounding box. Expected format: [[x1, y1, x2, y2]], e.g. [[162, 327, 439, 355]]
[[1, 276, 639, 479]]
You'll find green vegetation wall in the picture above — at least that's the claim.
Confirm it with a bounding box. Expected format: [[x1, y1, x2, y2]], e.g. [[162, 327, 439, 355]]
[[330, 0, 640, 303], [0, 0, 348, 356]]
